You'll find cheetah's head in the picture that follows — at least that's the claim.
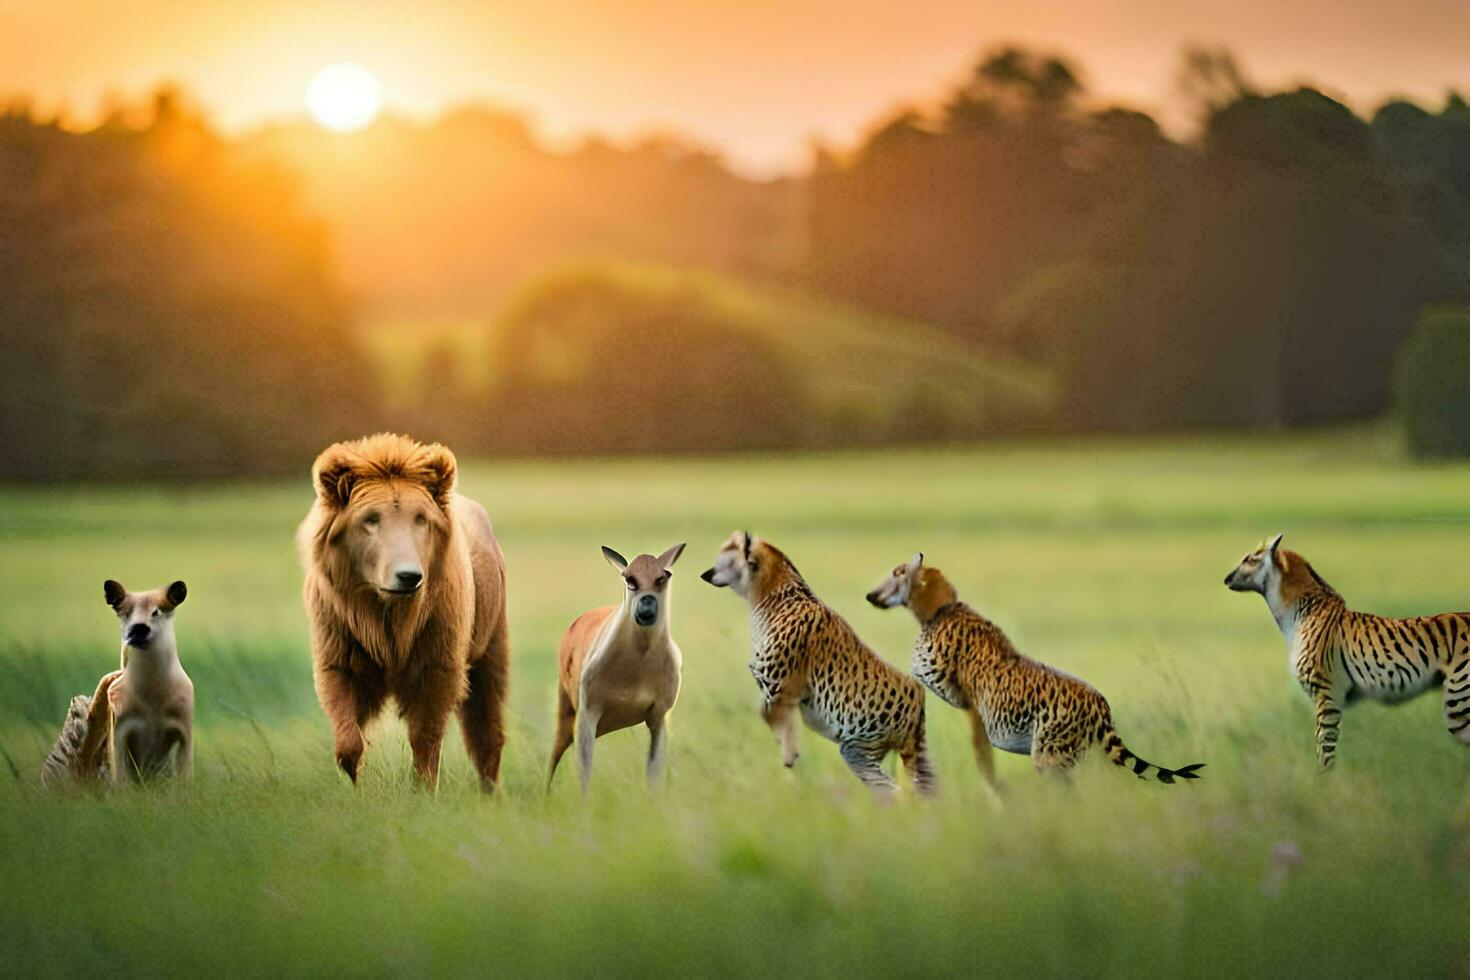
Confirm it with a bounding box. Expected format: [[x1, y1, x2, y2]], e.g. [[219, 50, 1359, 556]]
[[1224, 533, 1283, 595], [866, 553, 924, 609], [701, 530, 755, 598]]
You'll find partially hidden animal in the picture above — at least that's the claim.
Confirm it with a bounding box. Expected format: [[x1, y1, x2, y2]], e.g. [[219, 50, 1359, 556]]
[[867, 553, 1203, 786], [701, 531, 935, 796], [298, 433, 509, 792], [42, 579, 194, 787], [548, 544, 686, 793], [1225, 533, 1470, 769]]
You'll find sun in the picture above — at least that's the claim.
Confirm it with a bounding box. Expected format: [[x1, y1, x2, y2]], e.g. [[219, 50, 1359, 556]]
[[306, 63, 382, 132]]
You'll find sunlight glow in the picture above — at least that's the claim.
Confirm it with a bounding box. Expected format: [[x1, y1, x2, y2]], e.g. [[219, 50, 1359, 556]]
[[306, 63, 382, 132]]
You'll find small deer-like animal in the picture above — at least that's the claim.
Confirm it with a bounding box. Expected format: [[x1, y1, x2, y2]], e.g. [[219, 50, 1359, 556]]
[[548, 544, 686, 794], [65, 580, 194, 784]]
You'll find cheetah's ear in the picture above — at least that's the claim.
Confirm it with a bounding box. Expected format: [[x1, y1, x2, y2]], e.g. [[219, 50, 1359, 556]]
[[1268, 533, 1287, 571], [742, 530, 752, 562], [910, 552, 924, 572]]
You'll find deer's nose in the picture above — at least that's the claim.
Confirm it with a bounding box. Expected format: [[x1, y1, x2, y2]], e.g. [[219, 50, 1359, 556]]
[[635, 594, 659, 626], [126, 623, 151, 646]]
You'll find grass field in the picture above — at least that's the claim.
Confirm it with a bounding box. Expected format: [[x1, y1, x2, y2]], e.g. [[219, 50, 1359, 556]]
[[3, 429, 1469, 976]]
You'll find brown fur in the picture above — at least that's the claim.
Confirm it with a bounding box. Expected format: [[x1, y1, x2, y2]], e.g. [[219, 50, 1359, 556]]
[[298, 433, 509, 792], [555, 606, 617, 723], [906, 568, 958, 625], [1272, 548, 1322, 607]]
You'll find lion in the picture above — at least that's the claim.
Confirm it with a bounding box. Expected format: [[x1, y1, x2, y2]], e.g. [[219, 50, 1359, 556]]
[[297, 433, 509, 793]]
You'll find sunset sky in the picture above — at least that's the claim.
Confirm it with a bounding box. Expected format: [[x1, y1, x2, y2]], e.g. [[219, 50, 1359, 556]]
[[2, 0, 1467, 175]]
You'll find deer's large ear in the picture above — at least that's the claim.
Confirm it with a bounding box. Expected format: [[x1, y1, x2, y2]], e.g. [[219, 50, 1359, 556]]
[[104, 580, 126, 609], [164, 581, 188, 610], [1268, 533, 1284, 555], [312, 443, 359, 511], [741, 530, 752, 562], [658, 543, 686, 570], [602, 547, 629, 571], [419, 443, 457, 508], [911, 552, 925, 571]]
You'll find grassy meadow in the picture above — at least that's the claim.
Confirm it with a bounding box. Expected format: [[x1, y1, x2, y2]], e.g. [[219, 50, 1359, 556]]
[[2, 429, 1470, 976]]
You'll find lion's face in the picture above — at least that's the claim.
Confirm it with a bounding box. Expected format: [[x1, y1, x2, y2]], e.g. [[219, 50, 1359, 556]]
[[308, 434, 459, 600], [337, 480, 447, 596]]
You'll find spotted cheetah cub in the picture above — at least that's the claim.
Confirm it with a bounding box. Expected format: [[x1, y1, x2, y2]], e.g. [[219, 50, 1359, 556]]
[[702, 531, 935, 796], [868, 554, 1203, 787]]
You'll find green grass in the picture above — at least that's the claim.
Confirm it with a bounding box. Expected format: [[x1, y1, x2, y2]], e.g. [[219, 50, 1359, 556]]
[[3, 429, 1469, 976]]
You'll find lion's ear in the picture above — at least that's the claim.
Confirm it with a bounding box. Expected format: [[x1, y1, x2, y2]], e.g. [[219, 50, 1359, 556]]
[[312, 443, 359, 511], [420, 443, 457, 507]]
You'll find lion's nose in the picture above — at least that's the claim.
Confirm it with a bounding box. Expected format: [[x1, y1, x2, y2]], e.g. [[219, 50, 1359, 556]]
[[393, 567, 423, 591]]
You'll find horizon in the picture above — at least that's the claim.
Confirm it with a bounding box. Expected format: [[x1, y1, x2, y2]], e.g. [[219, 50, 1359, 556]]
[[3, 0, 1468, 177]]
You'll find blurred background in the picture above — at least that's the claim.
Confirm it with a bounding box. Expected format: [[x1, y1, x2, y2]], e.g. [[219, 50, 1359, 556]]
[[2, 0, 1468, 479]]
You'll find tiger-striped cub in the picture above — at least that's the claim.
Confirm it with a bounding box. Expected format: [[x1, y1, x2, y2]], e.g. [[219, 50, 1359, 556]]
[[701, 531, 936, 796], [867, 553, 1204, 786], [1225, 533, 1470, 769]]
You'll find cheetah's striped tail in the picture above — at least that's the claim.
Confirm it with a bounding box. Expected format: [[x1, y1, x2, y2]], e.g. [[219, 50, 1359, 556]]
[[1101, 728, 1204, 785], [40, 695, 94, 788]]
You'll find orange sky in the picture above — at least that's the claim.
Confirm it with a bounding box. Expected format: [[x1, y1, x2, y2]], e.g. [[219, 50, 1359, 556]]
[[2, 0, 1467, 175]]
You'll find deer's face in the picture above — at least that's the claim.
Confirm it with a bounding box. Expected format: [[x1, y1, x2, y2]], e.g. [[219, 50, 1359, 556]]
[[105, 579, 187, 649], [603, 544, 686, 628]]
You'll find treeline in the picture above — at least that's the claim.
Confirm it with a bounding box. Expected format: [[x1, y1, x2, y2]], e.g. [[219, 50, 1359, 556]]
[[3, 46, 1469, 479], [0, 92, 371, 479], [808, 47, 1470, 429]]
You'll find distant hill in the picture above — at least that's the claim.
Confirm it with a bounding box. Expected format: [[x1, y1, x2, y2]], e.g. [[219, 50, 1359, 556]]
[[242, 110, 804, 325], [376, 262, 1054, 454]]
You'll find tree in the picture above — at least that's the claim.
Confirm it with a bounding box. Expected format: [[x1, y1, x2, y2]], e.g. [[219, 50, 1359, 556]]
[[1174, 45, 1253, 126]]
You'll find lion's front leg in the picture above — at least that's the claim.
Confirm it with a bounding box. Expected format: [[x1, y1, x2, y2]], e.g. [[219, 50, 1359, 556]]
[[315, 663, 385, 783], [401, 664, 467, 793]]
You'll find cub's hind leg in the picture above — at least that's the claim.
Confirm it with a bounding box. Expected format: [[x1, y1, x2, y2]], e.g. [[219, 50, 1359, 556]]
[[1443, 656, 1470, 745], [1031, 726, 1084, 778], [899, 732, 938, 797], [967, 707, 1000, 792], [839, 741, 899, 795]]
